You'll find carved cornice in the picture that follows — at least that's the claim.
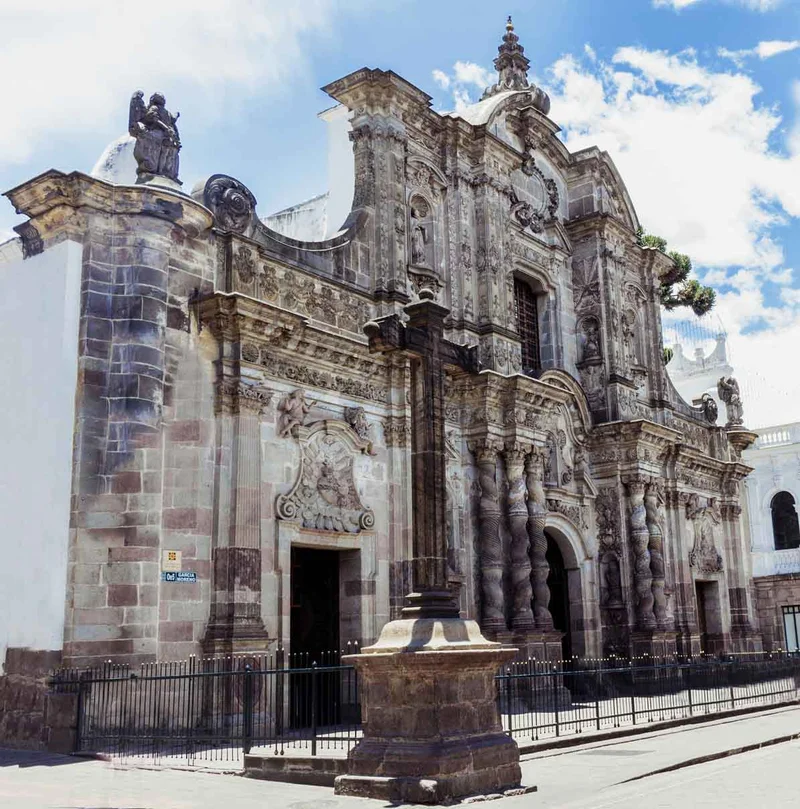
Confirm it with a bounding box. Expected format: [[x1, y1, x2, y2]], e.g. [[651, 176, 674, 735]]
[[5, 170, 213, 244], [216, 380, 273, 415], [196, 293, 391, 406]]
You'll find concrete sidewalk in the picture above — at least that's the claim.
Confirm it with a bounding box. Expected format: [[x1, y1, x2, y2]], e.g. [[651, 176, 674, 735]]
[[0, 705, 798, 808]]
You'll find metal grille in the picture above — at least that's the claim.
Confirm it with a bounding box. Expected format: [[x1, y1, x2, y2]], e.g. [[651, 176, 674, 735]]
[[514, 278, 541, 372]]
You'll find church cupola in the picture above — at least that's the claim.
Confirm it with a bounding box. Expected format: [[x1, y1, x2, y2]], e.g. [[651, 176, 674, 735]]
[[482, 17, 550, 115]]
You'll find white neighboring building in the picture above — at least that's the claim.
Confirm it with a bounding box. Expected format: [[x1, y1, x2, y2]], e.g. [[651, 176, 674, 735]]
[[668, 331, 800, 651]]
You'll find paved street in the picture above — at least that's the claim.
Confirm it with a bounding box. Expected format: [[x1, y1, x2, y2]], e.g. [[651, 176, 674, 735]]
[[1, 706, 799, 808]]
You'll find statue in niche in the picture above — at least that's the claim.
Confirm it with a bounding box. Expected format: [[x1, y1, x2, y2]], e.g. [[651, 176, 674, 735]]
[[579, 318, 601, 363], [602, 554, 623, 608], [128, 91, 181, 183], [278, 389, 315, 438], [717, 376, 744, 427], [409, 200, 432, 268]]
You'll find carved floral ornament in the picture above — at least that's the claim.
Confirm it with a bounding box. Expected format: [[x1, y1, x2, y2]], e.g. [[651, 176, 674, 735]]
[[510, 158, 559, 235], [215, 380, 273, 415], [276, 421, 375, 534], [202, 174, 257, 234]]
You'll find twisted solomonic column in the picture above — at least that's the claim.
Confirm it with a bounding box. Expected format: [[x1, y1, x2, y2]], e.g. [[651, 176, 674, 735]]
[[625, 475, 656, 630], [526, 448, 553, 631], [474, 439, 506, 631], [644, 478, 668, 629], [504, 443, 535, 631]]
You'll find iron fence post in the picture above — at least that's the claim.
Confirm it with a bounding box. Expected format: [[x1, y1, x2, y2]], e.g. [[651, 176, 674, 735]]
[[686, 664, 693, 716], [311, 662, 318, 757], [243, 664, 254, 756], [505, 669, 513, 738], [553, 665, 560, 737], [594, 667, 601, 731], [630, 661, 636, 726], [74, 677, 85, 754]]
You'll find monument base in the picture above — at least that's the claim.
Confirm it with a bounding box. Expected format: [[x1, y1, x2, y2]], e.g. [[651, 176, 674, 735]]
[[334, 611, 528, 804]]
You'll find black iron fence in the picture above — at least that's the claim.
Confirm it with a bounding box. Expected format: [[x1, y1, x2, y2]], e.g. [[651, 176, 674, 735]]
[[50, 646, 361, 762], [497, 652, 800, 741], [49, 650, 800, 764]]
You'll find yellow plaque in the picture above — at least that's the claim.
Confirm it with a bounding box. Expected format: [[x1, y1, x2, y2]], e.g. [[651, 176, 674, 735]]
[[162, 549, 182, 572]]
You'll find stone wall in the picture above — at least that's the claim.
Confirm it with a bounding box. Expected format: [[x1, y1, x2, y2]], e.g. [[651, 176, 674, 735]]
[[754, 574, 800, 651], [0, 648, 75, 752]]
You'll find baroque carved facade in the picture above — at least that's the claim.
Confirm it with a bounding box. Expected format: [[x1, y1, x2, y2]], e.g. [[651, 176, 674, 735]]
[[0, 21, 762, 674]]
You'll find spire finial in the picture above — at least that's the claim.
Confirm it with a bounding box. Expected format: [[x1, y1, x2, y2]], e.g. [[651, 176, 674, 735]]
[[480, 17, 550, 114], [481, 16, 531, 98]]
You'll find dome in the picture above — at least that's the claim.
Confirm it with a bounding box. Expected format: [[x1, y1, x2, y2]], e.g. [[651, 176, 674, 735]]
[[90, 134, 138, 185]]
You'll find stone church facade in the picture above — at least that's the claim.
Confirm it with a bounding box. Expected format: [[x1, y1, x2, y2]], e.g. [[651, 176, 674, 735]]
[[1, 22, 762, 681]]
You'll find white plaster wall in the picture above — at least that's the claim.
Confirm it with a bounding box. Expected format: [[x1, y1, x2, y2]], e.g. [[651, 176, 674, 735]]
[[742, 424, 800, 578], [0, 240, 82, 672], [320, 104, 355, 238]]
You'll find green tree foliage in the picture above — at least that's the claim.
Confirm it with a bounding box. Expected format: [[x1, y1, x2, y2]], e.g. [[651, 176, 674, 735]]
[[635, 227, 716, 317]]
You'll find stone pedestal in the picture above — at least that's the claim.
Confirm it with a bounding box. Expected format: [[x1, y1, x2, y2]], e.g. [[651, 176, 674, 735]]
[[334, 613, 532, 804]]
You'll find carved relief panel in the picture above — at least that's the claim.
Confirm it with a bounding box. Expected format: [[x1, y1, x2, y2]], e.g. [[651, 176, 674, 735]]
[[276, 421, 375, 534]]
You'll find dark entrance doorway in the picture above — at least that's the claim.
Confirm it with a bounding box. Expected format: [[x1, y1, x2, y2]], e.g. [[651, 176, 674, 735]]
[[289, 547, 341, 729], [695, 580, 723, 654], [545, 532, 572, 660], [290, 547, 340, 660]]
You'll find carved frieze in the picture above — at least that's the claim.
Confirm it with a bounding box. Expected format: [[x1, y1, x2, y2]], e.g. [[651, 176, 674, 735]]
[[259, 352, 389, 404]]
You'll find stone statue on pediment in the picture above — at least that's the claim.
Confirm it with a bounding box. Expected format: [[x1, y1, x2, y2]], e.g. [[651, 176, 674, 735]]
[[129, 90, 181, 183], [717, 376, 744, 427]]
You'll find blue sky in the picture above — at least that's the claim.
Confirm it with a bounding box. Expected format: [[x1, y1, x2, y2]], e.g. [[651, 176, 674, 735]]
[[1, 0, 798, 426]]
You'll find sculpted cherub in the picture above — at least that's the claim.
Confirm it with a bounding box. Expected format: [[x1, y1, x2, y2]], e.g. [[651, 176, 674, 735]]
[[278, 390, 315, 438]]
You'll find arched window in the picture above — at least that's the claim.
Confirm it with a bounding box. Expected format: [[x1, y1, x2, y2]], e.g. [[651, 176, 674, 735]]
[[771, 491, 800, 550], [514, 278, 541, 372]]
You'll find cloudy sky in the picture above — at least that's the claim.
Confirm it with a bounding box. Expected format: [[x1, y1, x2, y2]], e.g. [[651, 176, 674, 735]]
[[1, 0, 798, 427]]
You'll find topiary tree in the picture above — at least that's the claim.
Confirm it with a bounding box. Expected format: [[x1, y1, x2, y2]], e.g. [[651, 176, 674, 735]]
[[636, 227, 716, 317]]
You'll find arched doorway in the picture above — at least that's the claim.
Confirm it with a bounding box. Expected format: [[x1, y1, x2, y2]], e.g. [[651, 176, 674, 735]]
[[771, 491, 800, 550], [545, 531, 572, 660]]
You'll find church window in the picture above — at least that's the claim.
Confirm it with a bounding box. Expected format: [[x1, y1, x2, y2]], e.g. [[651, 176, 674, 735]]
[[514, 278, 541, 372], [782, 605, 800, 652], [771, 491, 800, 551]]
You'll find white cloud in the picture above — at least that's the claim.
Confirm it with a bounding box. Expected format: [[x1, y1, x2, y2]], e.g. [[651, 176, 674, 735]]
[[0, 0, 377, 169], [453, 61, 494, 90], [655, 0, 782, 9], [719, 39, 800, 65], [432, 69, 451, 90], [431, 61, 494, 112]]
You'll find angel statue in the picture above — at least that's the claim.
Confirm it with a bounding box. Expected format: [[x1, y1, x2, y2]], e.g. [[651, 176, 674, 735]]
[[717, 376, 744, 427], [128, 91, 181, 183]]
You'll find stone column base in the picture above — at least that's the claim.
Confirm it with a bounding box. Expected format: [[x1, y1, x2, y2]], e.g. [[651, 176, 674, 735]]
[[201, 619, 271, 657], [333, 615, 530, 804], [630, 630, 678, 659]]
